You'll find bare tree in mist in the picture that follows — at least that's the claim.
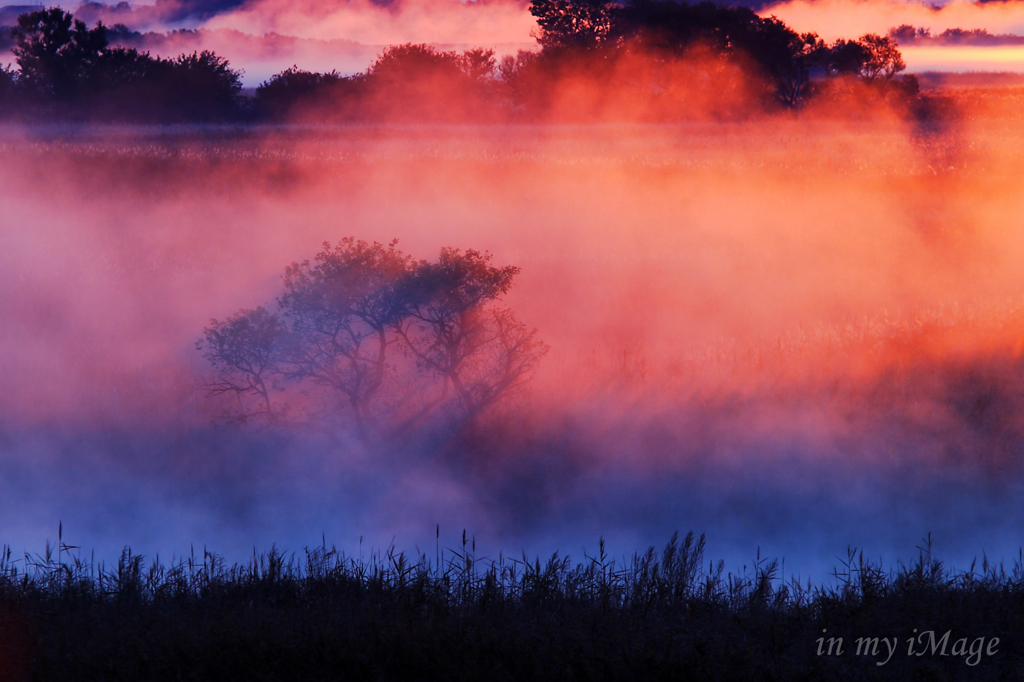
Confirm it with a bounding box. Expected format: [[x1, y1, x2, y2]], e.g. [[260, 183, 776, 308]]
[[276, 239, 414, 435], [199, 240, 547, 438], [198, 307, 285, 424], [394, 249, 548, 426]]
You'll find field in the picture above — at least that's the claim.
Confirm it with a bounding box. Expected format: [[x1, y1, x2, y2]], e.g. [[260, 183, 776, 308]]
[[4, 106, 1024, 677]]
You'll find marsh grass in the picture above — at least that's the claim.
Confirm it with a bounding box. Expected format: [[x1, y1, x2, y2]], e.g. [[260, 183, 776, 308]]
[[0, 531, 1021, 680]]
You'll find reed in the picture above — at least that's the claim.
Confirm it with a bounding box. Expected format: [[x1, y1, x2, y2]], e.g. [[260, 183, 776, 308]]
[[0, 531, 1020, 680]]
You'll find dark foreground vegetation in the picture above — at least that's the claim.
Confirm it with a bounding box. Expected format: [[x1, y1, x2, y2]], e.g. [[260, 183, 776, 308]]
[[0, 532, 1021, 680], [0, 2, 934, 123]]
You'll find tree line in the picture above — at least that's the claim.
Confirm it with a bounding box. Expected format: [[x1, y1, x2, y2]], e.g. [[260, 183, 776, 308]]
[[0, 8, 241, 120], [889, 24, 1024, 47], [526, 0, 915, 108], [253, 1, 918, 120], [0, 3, 921, 122]]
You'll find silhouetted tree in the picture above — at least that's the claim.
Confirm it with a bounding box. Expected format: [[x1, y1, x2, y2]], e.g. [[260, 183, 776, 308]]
[[826, 38, 868, 78], [526, 0, 914, 111], [857, 33, 905, 82], [256, 66, 340, 117], [276, 239, 414, 433], [737, 18, 826, 107], [361, 44, 500, 121], [11, 7, 107, 100], [530, 0, 616, 50], [459, 48, 498, 82], [105, 22, 142, 44], [200, 240, 547, 436], [528, 0, 832, 109], [0, 4, 916, 121], [395, 249, 547, 422], [827, 34, 904, 83], [3, 7, 244, 120], [497, 50, 540, 104], [612, 0, 762, 53], [368, 44, 463, 85], [198, 307, 285, 424], [254, 66, 367, 121], [0, 64, 17, 107], [889, 24, 930, 44], [162, 50, 242, 120], [91, 45, 154, 89]]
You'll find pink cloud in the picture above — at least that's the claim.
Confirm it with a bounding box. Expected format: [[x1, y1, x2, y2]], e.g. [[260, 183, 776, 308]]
[[203, 0, 538, 49]]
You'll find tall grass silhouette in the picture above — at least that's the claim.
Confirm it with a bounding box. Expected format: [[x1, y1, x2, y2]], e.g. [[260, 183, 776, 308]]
[[0, 530, 1020, 680]]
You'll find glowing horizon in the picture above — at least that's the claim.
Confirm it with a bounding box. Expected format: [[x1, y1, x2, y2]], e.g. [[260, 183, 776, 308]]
[[902, 44, 1024, 72]]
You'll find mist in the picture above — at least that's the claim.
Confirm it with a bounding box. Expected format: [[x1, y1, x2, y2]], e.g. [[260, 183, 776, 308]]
[[2, 114, 1024, 580]]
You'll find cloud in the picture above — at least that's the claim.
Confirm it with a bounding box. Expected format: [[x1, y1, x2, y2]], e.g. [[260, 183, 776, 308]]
[[72, 0, 249, 29], [202, 0, 536, 47]]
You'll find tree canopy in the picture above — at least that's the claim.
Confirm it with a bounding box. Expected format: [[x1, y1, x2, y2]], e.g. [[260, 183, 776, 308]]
[[12, 7, 107, 98], [527, 0, 915, 108], [198, 239, 548, 438]]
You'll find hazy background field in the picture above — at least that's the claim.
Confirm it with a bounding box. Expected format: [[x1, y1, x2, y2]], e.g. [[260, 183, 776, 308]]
[[3, 117, 1024, 579]]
